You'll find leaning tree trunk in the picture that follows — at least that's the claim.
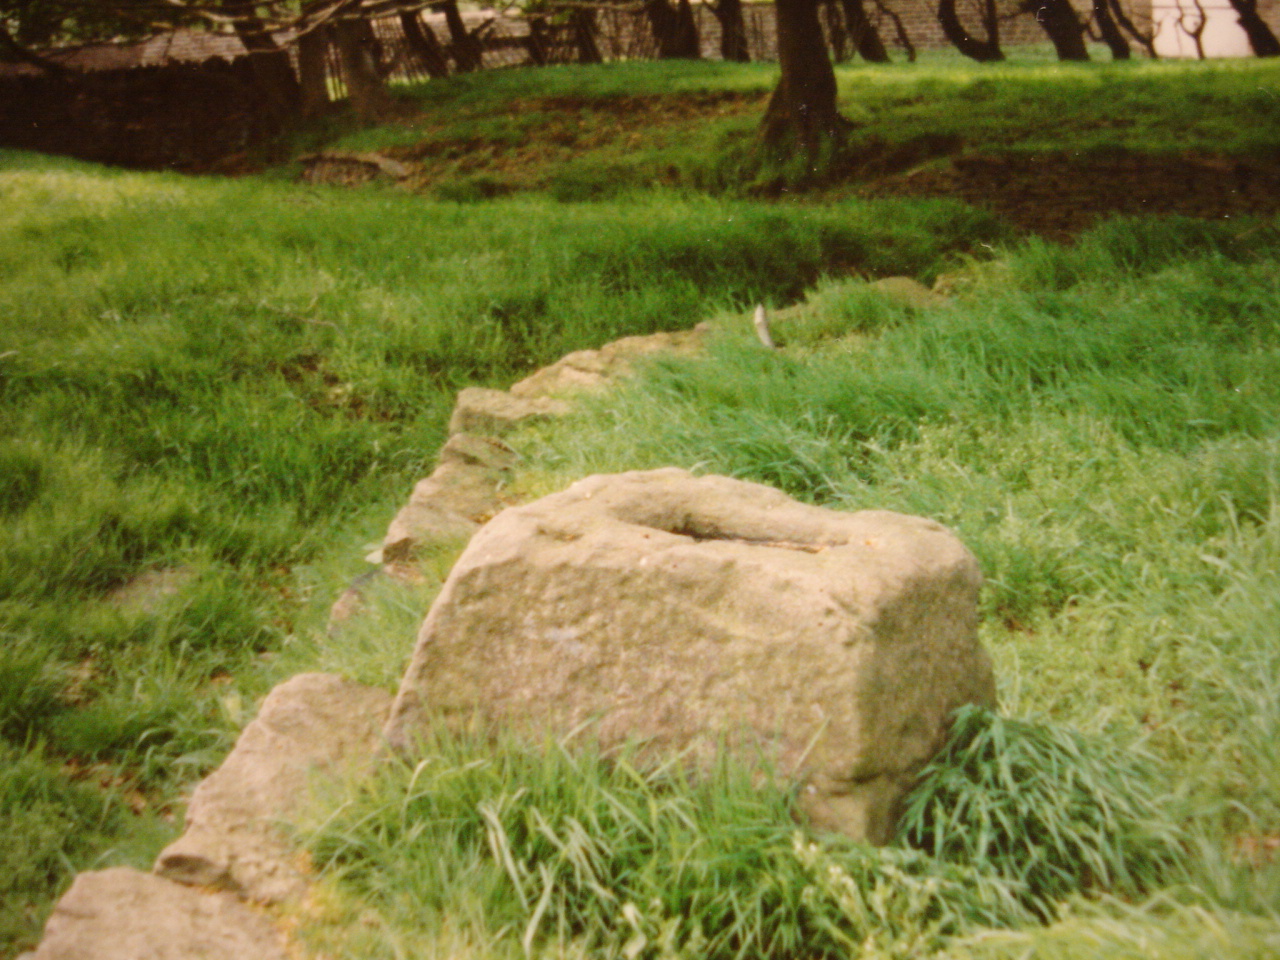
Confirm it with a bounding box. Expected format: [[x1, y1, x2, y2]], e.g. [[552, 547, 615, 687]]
[[571, 10, 604, 63], [646, 0, 702, 58], [1227, 0, 1280, 55], [1091, 0, 1130, 58], [526, 15, 550, 65], [441, 0, 483, 71], [1026, 0, 1090, 59], [763, 0, 849, 155], [873, 0, 917, 60], [334, 15, 397, 122], [841, 0, 891, 61], [825, 0, 850, 61], [937, 0, 1004, 60], [296, 24, 332, 118], [400, 11, 450, 77], [1107, 0, 1156, 55], [0, 23, 71, 73], [713, 0, 752, 61]]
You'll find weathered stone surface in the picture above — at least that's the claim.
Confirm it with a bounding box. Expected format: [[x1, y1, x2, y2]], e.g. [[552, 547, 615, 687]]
[[376, 433, 518, 564], [384, 468, 996, 844], [156, 673, 391, 903], [508, 328, 705, 400], [105, 567, 194, 613], [298, 151, 411, 185], [448, 387, 571, 436], [21, 868, 288, 960]]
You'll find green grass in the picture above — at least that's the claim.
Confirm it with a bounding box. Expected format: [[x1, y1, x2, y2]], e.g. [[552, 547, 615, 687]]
[[0, 146, 1002, 952], [303, 726, 1035, 960], [5, 53, 1280, 958], [296, 218, 1280, 958], [295, 56, 1280, 200]]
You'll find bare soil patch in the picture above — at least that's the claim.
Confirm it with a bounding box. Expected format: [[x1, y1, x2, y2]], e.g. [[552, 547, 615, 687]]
[[856, 149, 1280, 239], [389, 91, 764, 193]]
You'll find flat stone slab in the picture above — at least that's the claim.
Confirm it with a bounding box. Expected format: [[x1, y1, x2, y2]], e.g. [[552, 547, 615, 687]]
[[508, 329, 704, 400], [20, 868, 289, 960], [155, 673, 391, 903], [298, 151, 411, 185]]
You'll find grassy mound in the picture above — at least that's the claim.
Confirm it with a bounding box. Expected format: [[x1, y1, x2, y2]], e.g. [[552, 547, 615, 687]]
[[297, 215, 1280, 958]]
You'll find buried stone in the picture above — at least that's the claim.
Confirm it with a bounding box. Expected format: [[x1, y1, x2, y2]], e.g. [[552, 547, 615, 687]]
[[384, 468, 995, 844]]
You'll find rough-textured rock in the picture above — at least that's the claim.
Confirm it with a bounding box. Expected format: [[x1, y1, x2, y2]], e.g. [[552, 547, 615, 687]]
[[105, 567, 193, 613], [508, 328, 704, 401], [298, 151, 411, 185], [375, 433, 518, 565], [20, 868, 289, 960], [372, 328, 707, 572], [384, 468, 996, 844], [448, 387, 571, 437], [155, 673, 391, 903]]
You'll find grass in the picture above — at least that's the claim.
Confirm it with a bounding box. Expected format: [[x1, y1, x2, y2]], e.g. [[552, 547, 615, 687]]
[[5, 53, 1280, 958], [302, 726, 1036, 960], [298, 220, 1280, 958], [473, 214, 1280, 955], [0, 146, 1000, 952], [292, 55, 1280, 200]]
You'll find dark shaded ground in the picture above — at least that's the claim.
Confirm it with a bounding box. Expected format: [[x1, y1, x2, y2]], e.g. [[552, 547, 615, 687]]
[[855, 150, 1280, 239], [292, 89, 1280, 239]]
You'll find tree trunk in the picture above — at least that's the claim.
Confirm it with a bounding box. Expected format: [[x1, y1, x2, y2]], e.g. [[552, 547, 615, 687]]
[[825, 0, 850, 61], [297, 24, 332, 118], [937, 0, 1004, 61], [12, 7, 62, 47], [762, 0, 849, 155], [526, 15, 550, 65], [1107, 0, 1156, 56], [873, 0, 917, 60], [441, 0, 483, 72], [1179, 0, 1209, 58], [222, 0, 300, 120], [0, 24, 72, 73], [400, 11, 450, 77], [334, 15, 397, 122], [571, 10, 604, 64], [1025, 0, 1090, 60], [674, 0, 702, 57], [713, 0, 752, 61], [646, 0, 701, 58], [841, 0, 891, 61], [1227, 0, 1280, 55], [1091, 0, 1130, 58]]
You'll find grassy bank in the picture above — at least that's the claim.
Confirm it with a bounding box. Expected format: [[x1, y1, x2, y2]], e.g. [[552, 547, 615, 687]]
[[290, 55, 1280, 201], [299, 216, 1280, 960], [0, 147, 1000, 952]]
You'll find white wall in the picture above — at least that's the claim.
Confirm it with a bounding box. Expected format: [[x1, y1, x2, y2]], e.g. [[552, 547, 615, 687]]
[[1152, 0, 1255, 57]]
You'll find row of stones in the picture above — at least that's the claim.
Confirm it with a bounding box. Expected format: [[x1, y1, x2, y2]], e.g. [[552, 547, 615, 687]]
[[26, 282, 948, 958], [21, 328, 708, 960]]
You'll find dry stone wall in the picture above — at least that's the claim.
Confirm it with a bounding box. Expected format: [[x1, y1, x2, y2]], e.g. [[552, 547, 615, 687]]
[[24, 287, 992, 955]]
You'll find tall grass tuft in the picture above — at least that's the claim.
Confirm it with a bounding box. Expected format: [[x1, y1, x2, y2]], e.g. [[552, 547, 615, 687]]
[[898, 706, 1186, 918], [308, 727, 1082, 960]]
